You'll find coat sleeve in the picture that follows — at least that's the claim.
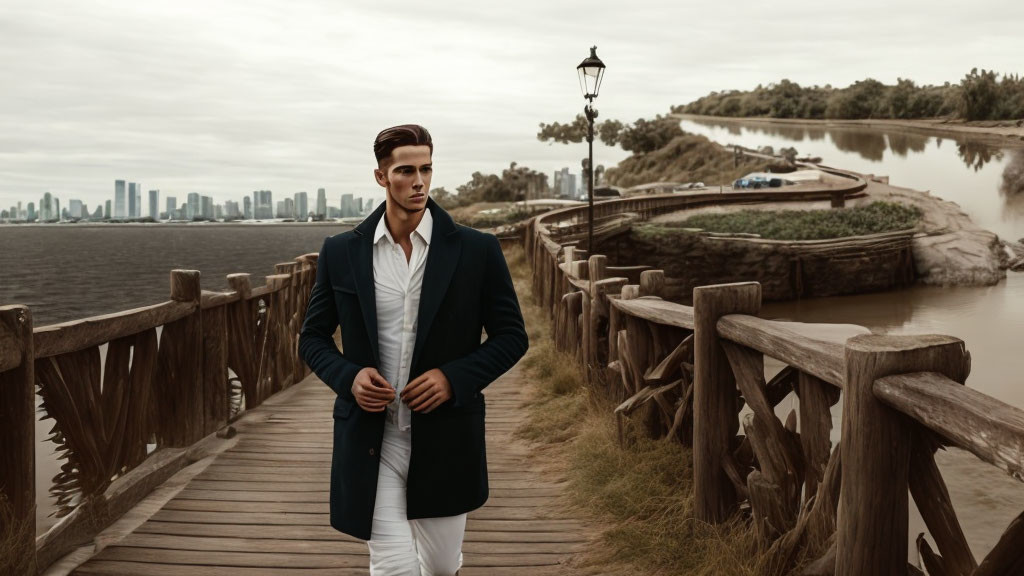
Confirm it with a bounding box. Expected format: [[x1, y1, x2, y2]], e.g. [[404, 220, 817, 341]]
[[298, 237, 362, 402], [438, 234, 529, 407]]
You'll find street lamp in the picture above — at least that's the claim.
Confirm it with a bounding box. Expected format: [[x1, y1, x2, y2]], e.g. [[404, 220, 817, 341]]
[[577, 46, 605, 256]]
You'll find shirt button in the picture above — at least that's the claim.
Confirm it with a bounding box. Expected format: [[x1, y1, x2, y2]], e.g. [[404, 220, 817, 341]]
[[369, 448, 375, 456]]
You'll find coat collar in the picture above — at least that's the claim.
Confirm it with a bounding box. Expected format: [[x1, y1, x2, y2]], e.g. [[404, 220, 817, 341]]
[[348, 196, 462, 371]]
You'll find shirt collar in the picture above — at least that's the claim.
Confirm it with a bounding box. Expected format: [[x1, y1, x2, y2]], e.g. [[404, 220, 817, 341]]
[[373, 204, 433, 246]]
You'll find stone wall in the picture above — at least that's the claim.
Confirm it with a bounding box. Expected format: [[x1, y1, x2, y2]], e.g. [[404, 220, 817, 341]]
[[597, 225, 916, 304]]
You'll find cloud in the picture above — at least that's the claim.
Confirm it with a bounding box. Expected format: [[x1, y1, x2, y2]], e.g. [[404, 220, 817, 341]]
[[1, 0, 1022, 209]]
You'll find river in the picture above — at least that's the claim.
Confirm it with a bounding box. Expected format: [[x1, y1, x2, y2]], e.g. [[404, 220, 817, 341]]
[[682, 117, 1024, 562]]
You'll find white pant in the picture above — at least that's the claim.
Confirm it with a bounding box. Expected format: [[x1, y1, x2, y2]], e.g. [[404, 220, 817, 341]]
[[368, 418, 467, 576]]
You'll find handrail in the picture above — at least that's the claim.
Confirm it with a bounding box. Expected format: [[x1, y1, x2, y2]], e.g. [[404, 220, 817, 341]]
[[33, 300, 196, 359], [875, 371, 1024, 481]]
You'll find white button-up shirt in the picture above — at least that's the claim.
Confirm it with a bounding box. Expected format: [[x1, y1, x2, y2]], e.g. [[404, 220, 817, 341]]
[[373, 207, 432, 432]]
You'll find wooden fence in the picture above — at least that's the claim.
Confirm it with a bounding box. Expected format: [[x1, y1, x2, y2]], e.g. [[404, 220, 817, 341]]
[[526, 190, 1024, 576], [0, 253, 319, 575]]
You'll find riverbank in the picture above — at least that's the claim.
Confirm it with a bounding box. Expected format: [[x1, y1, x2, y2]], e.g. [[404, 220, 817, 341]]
[[677, 113, 1024, 150]]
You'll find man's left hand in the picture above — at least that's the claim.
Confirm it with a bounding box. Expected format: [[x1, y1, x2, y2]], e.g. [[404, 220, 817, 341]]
[[400, 368, 452, 413]]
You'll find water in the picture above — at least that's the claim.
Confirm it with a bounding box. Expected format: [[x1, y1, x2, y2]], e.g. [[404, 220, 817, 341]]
[[0, 222, 352, 536], [682, 117, 1024, 561]]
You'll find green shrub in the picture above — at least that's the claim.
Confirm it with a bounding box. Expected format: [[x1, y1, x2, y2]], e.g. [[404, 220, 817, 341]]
[[660, 201, 921, 240]]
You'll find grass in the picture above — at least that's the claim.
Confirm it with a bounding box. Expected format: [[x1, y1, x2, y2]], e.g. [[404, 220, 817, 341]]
[[654, 201, 921, 240], [0, 494, 34, 575], [501, 242, 790, 576]]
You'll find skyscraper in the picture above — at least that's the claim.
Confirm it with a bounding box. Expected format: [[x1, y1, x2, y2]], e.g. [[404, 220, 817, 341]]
[[104, 200, 111, 219], [69, 199, 83, 219], [294, 192, 308, 221], [135, 184, 142, 218], [187, 193, 200, 219], [128, 182, 137, 218], [27, 202, 35, 221], [243, 196, 252, 220], [340, 193, 354, 218], [224, 200, 239, 219], [148, 189, 159, 219], [316, 188, 327, 218], [114, 180, 126, 218], [201, 196, 214, 220], [253, 190, 273, 219], [166, 196, 177, 219]]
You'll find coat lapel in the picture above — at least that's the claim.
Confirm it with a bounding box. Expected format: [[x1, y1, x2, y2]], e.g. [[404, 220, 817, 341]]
[[349, 196, 461, 374]]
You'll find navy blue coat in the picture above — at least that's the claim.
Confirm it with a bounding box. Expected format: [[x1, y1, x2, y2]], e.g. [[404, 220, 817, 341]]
[[298, 196, 529, 541]]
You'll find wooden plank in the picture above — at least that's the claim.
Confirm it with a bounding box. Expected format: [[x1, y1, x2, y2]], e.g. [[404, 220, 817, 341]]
[[875, 371, 1024, 480], [33, 300, 195, 359], [716, 314, 869, 387], [610, 297, 695, 330]]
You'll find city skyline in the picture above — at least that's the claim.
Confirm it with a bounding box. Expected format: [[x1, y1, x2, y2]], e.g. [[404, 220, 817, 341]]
[[1, 179, 383, 223]]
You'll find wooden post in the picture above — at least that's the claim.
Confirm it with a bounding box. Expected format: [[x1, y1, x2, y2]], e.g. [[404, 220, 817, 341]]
[[692, 282, 761, 524], [159, 270, 203, 447], [639, 270, 665, 298], [201, 302, 228, 436], [836, 334, 970, 576], [0, 305, 36, 575]]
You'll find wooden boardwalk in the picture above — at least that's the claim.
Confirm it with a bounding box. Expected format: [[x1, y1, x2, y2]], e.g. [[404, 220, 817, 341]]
[[69, 363, 592, 575]]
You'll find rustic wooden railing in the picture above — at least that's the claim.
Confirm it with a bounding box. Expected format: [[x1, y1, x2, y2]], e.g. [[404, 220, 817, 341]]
[[0, 253, 318, 575], [526, 188, 1024, 575]]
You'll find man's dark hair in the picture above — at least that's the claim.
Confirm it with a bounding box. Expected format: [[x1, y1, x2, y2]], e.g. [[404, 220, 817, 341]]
[[373, 124, 433, 166]]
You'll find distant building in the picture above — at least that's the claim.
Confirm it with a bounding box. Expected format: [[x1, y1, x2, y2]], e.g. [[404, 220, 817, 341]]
[[294, 192, 308, 221], [166, 196, 177, 219], [135, 185, 142, 217], [27, 202, 35, 221], [224, 200, 240, 219], [148, 189, 159, 219], [253, 190, 273, 219], [55, 198, 60, 221], [243, 196, 253, 220], [91, 205, 103, 219], [69, 199, 82, 219], [200, 195, 214, 219], [356, 197, 364, 215], [187, 193, 200, 219], [553, 168, 578, 199], [128, 182, 138, 218], [104, 200, 111, 219], [214, 204, 223, 219], [114, 180, 126, 218], [316, 188, 327, 218], [340, 193, 354, 218]]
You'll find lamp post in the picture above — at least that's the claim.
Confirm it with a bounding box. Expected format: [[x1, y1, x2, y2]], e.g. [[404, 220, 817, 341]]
[[577, 46, 605, 256]]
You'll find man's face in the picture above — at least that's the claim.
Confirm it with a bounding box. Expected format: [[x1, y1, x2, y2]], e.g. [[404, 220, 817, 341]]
[[374, 144, 432, 211]]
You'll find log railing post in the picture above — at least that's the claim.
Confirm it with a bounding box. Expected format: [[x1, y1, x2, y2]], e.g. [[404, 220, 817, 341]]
[[639, 269, 665, 298], [836, 334, 970, 576], [0, 305, 35, 576], [692, 282, 761, 523], [160, 269, 203, 447], [201, 300, 228, 436]]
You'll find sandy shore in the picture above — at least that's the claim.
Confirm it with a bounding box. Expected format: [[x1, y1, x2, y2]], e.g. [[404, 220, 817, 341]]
[[676, 114, 1024, 149]]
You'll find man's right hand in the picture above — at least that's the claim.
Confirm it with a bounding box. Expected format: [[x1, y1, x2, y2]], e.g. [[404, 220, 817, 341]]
[[352, 367, 396, 412]]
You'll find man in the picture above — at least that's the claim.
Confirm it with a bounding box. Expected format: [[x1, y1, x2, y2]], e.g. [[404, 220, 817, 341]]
[[298, 124, 528, 575]]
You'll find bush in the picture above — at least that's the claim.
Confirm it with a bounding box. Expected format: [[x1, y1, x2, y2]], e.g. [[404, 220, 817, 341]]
[[662, 201, 922, 240]]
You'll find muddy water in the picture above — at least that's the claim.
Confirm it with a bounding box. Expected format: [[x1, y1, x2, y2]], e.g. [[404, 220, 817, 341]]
[[683, 117, 1024, 561], [0, 222, 352, 537]]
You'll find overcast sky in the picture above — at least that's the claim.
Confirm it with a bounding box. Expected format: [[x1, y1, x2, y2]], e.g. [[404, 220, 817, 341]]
[[2, 0, 1022, 210]]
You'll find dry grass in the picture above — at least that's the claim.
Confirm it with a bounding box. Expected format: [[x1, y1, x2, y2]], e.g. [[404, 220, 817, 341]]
[[502, 242, 792, 576], [0, 494, 34, 575]]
